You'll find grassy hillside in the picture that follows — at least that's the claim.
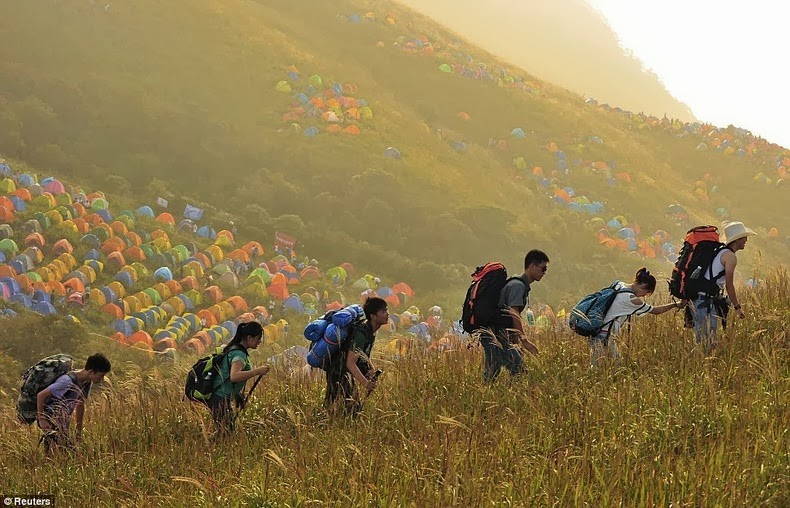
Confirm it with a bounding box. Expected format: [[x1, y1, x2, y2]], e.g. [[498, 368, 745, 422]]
[[0, 270, 786, 506], [0, 0, 787, 311], [395, 0, 696, 121]]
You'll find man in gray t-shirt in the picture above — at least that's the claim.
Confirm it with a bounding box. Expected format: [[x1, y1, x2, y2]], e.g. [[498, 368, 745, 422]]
[[481, 250, 549, 383]]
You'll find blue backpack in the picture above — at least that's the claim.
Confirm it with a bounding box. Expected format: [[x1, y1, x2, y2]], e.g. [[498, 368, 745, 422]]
[[304, 304, 365, 370], [568, 282, 634, 337]]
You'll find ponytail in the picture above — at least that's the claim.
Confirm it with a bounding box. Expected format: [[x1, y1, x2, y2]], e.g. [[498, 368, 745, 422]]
[[633, 267, 657, 294], [223, 321, 263, 353]]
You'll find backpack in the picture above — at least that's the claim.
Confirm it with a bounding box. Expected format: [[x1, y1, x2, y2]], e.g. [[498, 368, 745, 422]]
[[668, 225, 728, 299], [304, 304, 365, 370], [461, 263, 524, 333], [184, 346, 246, 405], [17, 354, 75, 424], [568, 282, 634, 337]]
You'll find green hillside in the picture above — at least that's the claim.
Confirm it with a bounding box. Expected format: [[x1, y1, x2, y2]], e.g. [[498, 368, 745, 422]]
[[0, 0, 787, 308]]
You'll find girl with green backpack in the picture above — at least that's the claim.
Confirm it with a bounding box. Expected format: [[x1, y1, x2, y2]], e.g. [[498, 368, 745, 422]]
[[210, 322, 270, 437]]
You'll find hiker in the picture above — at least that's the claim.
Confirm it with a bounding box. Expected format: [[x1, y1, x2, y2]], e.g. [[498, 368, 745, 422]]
[[483, 250, 548, 383], [589, 268, 684, 367], [210, 322, 270, 437], [324, 297, 388, 416], [690, 221, 754, 351], [36, 353, 111, 454]]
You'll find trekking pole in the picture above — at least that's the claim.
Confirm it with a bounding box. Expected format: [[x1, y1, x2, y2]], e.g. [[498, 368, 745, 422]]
[[232, 375, 264, 424]]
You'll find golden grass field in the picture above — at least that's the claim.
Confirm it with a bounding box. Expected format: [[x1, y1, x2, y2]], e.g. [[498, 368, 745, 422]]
[[0, 270, 786, 507]]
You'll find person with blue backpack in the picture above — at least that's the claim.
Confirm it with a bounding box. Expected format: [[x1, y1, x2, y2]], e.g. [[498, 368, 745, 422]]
[[210, 322, 270, 438], [573, 268, 683, 367], [323, 297, 389, 415]]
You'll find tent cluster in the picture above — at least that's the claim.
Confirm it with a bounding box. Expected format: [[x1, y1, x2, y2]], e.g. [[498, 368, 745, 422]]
[[276, 66, 373, 137], [340, 11, 397, 25], [586, 99, 786, 162], [1, 162, 454, 359]]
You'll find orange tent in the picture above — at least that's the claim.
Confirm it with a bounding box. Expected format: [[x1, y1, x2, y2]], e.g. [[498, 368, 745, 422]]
[[128, 331, 154, 348], [100, 237, 126, 255], [72, 218, 89, 233], [227, 249, 251, 263], [326, 124, 342, 133], [15, 274, 33, 293], [154, 338, 177, 352], [267, 284, 289, 300], [343, 125, 361, 135], [216, 230, 235, 243], [155, 213, 175, 225], [227, 295, 249, 313], [179, 276, 199, 291], [270, 272, 287, 286], [193, 331, 213, 349], [0, 265, 17, 278], [204, 286, 223, 304], [151, 229, 170, 241], [107, 251, 126, 269], [165, 279, 183, 295], [13, 188, 31, 201], [197, 309, 218, 327], [24, 233, 46, 249], [48, 281, 67, 296], [71, 203, 87, 218], [392, 282, 414, 297], [110, 332, 127, 344], [123, 246, 146, 262], [63, 278, 86, 293], [241, 241, 264, 257], [52, 239, 74, 255], [183, 338, 206, 355], [101, 303, 124, 319], [109, 221, 129, 236], [126, 231, 142, 246], [195, 252, 212, 268], [83, 213, 105, 226], [0, 206, 16, 224]]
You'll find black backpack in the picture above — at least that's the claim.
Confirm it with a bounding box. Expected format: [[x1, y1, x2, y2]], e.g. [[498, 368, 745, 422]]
[[461, 262, 524, 333], [668, 225, 728, 299], [184, 345, 246, 404]]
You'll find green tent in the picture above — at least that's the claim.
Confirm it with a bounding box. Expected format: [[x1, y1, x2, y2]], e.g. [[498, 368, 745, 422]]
[[0, 238, 20, 255], [438, 64, 453, 73]]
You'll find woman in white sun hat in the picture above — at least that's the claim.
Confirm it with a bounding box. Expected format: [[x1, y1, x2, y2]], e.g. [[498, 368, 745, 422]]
[[692, 220, 755, 351]]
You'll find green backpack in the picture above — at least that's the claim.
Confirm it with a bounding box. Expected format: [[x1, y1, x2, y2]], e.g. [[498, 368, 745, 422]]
[[17, 354, 75, 425]]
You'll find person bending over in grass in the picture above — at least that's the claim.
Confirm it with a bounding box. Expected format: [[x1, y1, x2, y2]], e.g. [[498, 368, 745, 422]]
[[37, 353, 111, 454], [482, 249, 548, 383], [211, 322, 270, 438], [324, 297, 389, 416], [590, 268, 684, 367]]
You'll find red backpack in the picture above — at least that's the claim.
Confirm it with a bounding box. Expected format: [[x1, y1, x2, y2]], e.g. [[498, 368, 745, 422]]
[[668, 225, 728, 299], [461, 263, 512, 333]]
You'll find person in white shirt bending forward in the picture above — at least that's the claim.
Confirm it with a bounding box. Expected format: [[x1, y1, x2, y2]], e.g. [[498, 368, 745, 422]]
[[591, 268, 684, 367]]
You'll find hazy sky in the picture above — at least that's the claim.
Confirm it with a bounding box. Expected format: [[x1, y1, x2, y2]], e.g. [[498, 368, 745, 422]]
[[588, 0, 790, 148]]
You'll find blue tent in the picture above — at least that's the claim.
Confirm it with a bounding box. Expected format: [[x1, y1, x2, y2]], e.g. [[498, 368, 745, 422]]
[[284, 294, 304, 313], [154, 267, 173, 282], [451, 141, 468, 152], [0, 251, 6, 264], [221, 320, 237, 336], [40, 177, 55, 187], [33, 289, 51, 304], [407, 322, 430, 339], [607, 219, 622, 230], [80, 234, 101, 249], [377, 286, 393, 298], [556, 151, 566, 160], [9, 196, 26, 211], [0, 163, 11, 177], [294, 92, 309, 104], [114, 271, 135, 290], [84, 248, 101, 261], [511, 128, 526, 138], [383, 147, 401, 159], [304, 127, 319, 138], [184, 204, 204, 221], [112, 320, 134, 337], [96, 209, 113, 223], [18, 174, 36, 187], [196, 226, 216, 239], [100, 286, 118, 303], [177, 294, 194, 311], [0, 276, 22, 295], [124, 316, 143, 332], [617, 227, 636, 239], [136, 205, 155, 218], [11, 293, 33, 308], [33, 301, 56, 315]]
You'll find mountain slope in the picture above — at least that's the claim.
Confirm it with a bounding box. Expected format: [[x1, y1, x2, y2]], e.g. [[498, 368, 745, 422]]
[[0, 0, 786, 307], [395, 0, 695, 121]]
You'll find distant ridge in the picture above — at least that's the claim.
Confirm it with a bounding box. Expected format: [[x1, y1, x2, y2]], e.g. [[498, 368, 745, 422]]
[[395, 0, 695, 121]]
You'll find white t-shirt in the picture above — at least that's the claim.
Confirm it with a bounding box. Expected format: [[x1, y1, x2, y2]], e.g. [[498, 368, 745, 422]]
[[703, 248, 727, 290], [600, 281, 653, 337]]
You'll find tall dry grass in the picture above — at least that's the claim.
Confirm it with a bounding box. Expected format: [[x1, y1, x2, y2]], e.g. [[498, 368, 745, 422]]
[[0, 271, 787, 506]]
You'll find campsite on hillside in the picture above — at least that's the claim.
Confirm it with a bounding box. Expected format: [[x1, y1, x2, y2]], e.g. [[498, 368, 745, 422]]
[[0, 1, 787, 506]]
